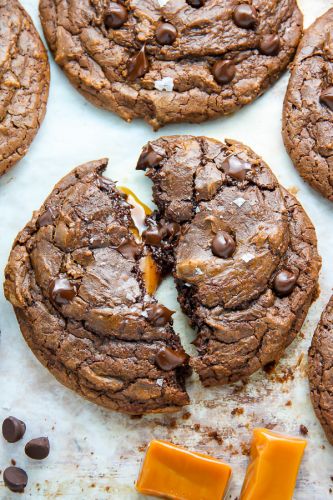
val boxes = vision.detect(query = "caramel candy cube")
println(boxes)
[136,440,232,500]
[240,428,307,500]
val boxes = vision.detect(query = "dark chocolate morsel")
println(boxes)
[2,416,26,443]
[222,156,251,181]
[155,347,187,371]
[273,269,297,296]
[3,467,28,493]
[233,4,258,29]
[212,231,236,259]
[104,3,128,29]
[127,45,149,81]
[165,222,181,241]
[156,23,177,45]
[320,86,333,111]
[259,34,280,56]
[37,208,54,228]
[117,240,141,259]
[186,0,205,7]
[146,303,174,327]
[143,227,163,246]
[212,60,236,84]
[49,278,76,305]
[25,437,50,460]
[136,145,163,170]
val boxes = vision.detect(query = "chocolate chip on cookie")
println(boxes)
[0,1,49,176]
[39,0,302,129]
[138,135,321,386]
[4,159,190,415]
[283,8,333,200]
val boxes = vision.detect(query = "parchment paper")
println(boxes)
[1,1,333,498]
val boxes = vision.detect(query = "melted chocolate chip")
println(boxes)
[2,416,26,443]
[117,240,141,259]
[233,4,258,29]
[212,231,236,259]
[146,303,174,327]
[37,208,54,228]
[259,34,280,56]
[222,156,251,181]
[155,347,187,371]
[320,86,333,111]
[143,227,163,246]
[136,145,163,170]
[25,437,50,460]
[49,278,76,305]
[104,2,128,29]
[156,23,177,45]
[273,270,297,297]
[165,222,181,242]
[186,0,205,7]
[127,45,149,81]
[212,60,236,85]
[3,467,28,493]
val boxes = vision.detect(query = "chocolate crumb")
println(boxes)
[208,430,223,445]
[285,400,292,407]
[231,407,244,416]
[193,424,201,432]
[11,459,16,466]
[182,411,191,420]
[299,424,308,436]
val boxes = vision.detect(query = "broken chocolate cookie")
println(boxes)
[0,0,49,176]
[308,296,333,444]
[283,8,333,201]
[138,135,321,386]
[39,0,302,129]
[4,159,190,414]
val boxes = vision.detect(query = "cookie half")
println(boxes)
[4,159,190,414]
[283,8,333,201]
[39,0,302,129]
[0,0,49,176]
[309,296,333,444]
[138,135,321,386]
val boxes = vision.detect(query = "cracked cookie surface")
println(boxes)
[39,0,302,129]
[138,135,321,386]
[283,8,333,201]
[0,0,49,176]
[309,296,333,444]
[4,159,190,415]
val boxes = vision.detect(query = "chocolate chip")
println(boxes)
[186,0,205,7]
[155,347,187,371]
[25,437,50,460]
[146,303,174,327]
[137,145,163,171]
[259,34,280,56]
[143,227,163,246]
[156,23,177,45]
[273,269,297,297]
[127,45,149,81]
[222,156,251,181]
[104,2,128,29]
[37,208,54,228]
[49,278,76,305]
[117,240,141,259]
[233,4,258,29]
[165,222,181,242]
[3,467,28,493]
[320,86,333,111]
[212,231,236,259]
[2,417,26,443]
[212,60,236,85]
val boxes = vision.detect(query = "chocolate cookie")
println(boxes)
[39,0,302,129]
[308,296,333,444]
[283,8,333,201]
[138,136,321,386]
[4,159,190,414]
[0,0,49,176]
